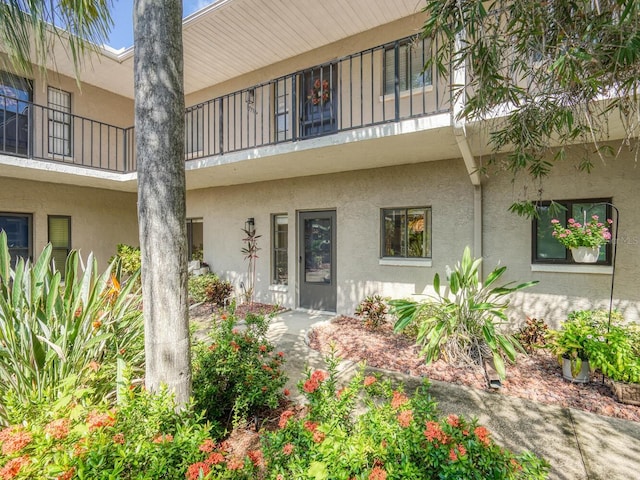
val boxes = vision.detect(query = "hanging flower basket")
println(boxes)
[551,215,612,261]
[570,246,600,263]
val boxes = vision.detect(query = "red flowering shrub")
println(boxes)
[192,310,287,436]
[0,428,31,456]
[261,352,549,479]
[397,409,413,428]
[0,455,30,479]
[368,465,387,480]
[44,419,70,440]
[0,386,260,480]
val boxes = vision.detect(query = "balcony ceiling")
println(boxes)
[49,0,424,99]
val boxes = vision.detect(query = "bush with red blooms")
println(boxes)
[0,379,257,480]
[192,308,288,436]
[260,351,550,479]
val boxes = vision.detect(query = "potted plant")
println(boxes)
[585,323,640,405]
[550,215,613,263]
[547,309,616,382]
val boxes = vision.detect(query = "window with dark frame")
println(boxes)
[272,214,288,285]
[532,198,613,265]
[383,37,432,96]
[186,218,204,262]
[274,79,291,142]
[0,212,32,266]
[47,87,72,156]
[381,207,432,259]
[48,215,71,276]
[1,72,33,156]
[185,105,204,155]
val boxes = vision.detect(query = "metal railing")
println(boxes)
[0,93,132,172]
[182,34,450,160]
[1,34,451,173]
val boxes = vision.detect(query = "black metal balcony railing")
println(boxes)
[0,93,132,172]
[0,35,450,174]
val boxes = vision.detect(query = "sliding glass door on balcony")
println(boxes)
[300,64,337,138]
[0,73,32,156]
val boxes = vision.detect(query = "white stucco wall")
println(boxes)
[0,176,139,267]
[187,148,640,326]
[482,148,640,327]
[186,159,475,314]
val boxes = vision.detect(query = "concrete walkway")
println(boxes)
[267,310,640,480]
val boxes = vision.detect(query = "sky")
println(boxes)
[106,0,215,50]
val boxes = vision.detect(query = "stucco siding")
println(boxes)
[0,176,138,267]
[186,158,474,314]
[482,148,640,326]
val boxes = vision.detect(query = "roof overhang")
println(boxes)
[37,0,425,99]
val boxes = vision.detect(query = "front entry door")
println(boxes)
[299,211,336,311]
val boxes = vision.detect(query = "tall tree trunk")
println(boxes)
[133,0,190,405]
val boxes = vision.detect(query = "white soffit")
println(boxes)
[45,0,424,99]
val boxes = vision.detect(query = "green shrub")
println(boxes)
[0,381,257,479]
[192,310,287,435]
[355,294,390,329]
[546,309,624,377]
[391,247,538,380]
[556,310,640,384]
[110,244,141,279]
[188,273,233,304]
[585,323,640,384]
[261,352,549,479]
[0,232,143,425]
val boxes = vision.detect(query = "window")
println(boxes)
[0,72,32,155]
[185,105,204,155]
[47,87,72,156]
[383,38,432,95]
[272,214,288,285]
[382,207,432,258]
[532,198,612,264]
[0,213,32,265]
[48,216,71,276]
[187,218,204,261]
[274,79,291,142]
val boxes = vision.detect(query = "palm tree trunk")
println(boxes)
[134,0,191,405]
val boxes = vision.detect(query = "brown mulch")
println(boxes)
[307,315,640,423]
[189,301,283,320]
[189,302,285,340]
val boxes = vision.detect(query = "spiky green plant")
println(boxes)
[0,231,143,424]
[391,247,538,380]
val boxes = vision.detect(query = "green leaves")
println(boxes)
[391,247,538,380]
[423,0,640,209]
[0,0,113,80]
[0,233,143,424]
[191,310,287,435]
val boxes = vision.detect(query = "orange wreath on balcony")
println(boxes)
[308,79,330,105]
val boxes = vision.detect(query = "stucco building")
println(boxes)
[1,0,638,325]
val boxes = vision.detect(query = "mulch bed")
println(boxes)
[307,315,640,423]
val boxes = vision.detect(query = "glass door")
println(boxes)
[298,210,336,311]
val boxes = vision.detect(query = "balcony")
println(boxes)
[0,35,452,180]
[0,93,133,173]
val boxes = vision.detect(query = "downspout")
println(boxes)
[451,25,483,267]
